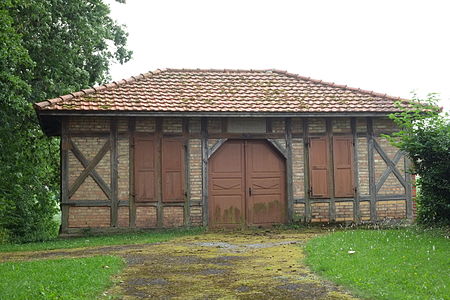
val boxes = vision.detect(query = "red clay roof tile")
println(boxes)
[34,69,410,113]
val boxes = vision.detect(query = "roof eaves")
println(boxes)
[34,68,167,110]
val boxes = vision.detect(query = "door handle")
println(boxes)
[248,187,252,196]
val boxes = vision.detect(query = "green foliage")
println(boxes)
[386,95,450,226]
[0,0,131,243]
[0,227,204,253]
[305,228,450,299]
[0,255,124,299]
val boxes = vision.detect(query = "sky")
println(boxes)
[106,0,450,112]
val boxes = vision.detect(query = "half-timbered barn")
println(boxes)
[35,69,415,233]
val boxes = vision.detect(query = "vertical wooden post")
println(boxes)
[303,118,311,222]
[128,117,136,228]
[285,118,294,223]
[326,119,336,222]
[110,118,119,227]
[351,118,361,223]
[404,157,413,219]
[201,117,209,227]
[60,118,69,232]
[155,118,163,227]
[367,117,377,221]
[183,118,191,226]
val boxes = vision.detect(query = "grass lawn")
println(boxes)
[0,255,123,299]
[305,227,450,300]
[0,227,204,253]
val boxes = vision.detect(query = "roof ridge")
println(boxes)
[34,68,167,109]
[269,69,403,101]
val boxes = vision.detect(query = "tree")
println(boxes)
[0,0,131,242]
[388,94,450,226]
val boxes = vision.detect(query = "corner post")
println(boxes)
[201,118,209,227]
[367,117,377,221]
[285,117,294,223]
[128,117,136,227]
[303,118,311,222]
[110,118,119,227]
[351,118,361,223]
[60,118,69,232]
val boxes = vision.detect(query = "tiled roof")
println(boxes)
[34,69,409,113]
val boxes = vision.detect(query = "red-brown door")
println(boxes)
[208,140,286,227]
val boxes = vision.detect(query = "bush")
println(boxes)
[388,94,450,226]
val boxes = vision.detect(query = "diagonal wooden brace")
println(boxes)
[68,140,111,199]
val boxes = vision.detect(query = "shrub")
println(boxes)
[388,94,450,226]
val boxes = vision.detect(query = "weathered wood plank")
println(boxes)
[326,119,336,222]
[303,118,311,222]
[201,117,209,227]
[155,118,163,227]
[184,119,190,226]
[285,118,294,223]
[110,118,119,227]
[61,118,69,232]
[68,140,111,199]
[208,138,228,158]
[351,118,361,223]
[367,118,377,221]
[267,139,287,158]
[129,117,136,228]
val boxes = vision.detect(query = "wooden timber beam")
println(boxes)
[68,140,111,199]
[69,140,112,199]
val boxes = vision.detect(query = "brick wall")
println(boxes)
[311,202,329,222]
[69,117,110,131]
[135,117,155,132]
[63,116,413,230]
[190,206,203,226]
[163,207,184,227]
[332,118,351,133]
[360,201,371,221]
[69,137,110,201]
[118,138,129,201]
[292,118,303,133]
[208,118,222,133]
[292,138,304,198]
[357,137,370,195]
[136,207,157,228]
[272,118,285,133]
[163,118,183,133]
[308,118,326,133]
[335,202,354,222]
[293,203,305,221]
[376,200,406,219]
[68,207,110,228]
[118,207,129,227]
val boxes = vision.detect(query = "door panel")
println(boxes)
[208,140,286,227]
[208,141,246,227]
[246,140,286,226]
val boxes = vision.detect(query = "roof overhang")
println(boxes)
[37,110,394,136]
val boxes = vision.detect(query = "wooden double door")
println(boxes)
[208,140,286,227]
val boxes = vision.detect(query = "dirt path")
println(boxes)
[0,229,357,299]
